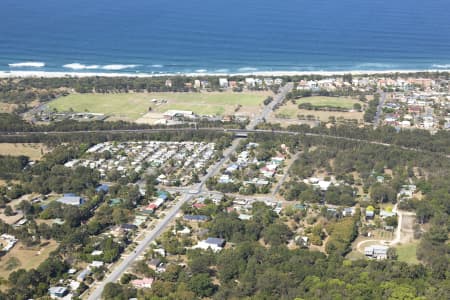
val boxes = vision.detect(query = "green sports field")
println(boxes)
[296,96,360,110]
[48,92,270,120]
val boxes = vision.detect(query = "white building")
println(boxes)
[193,237,225,252]
[219,78,229,88]
[364,245,389,259]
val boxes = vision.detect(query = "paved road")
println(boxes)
[247,82,293,130]
[86,83,292,299]
[86,192,193,300]
[86,139,238,299]
[374,90,386,127]
[271,151,301,197]
[2,127,448,158]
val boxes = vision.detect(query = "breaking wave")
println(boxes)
[9,61,45,68]
[63,63,100,70]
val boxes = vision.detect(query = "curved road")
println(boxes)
[356,204,416,253]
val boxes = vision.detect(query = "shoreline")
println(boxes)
[0,69,448,79]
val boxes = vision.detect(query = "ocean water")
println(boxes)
[0,0,449,74]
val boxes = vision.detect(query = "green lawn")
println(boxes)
[345,250,366,261]
[48,92,269,120]
[396,242,419,264]
[297,96,360,110]
[275,106,298,119]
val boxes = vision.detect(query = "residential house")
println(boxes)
[121,223,138,231]
[109,198,124,207]
[238,213,252,220]
[1,234,17,252]
[90,261,104,268]
[183,215,208,222]
[342,207,355,217]
[274,78,283,85]
[95,184,109,193]
[148,258,162,270]
[364,245,389,259]
[366,209,375,219]
[131,277,154,289]
[219,78,229,88]
[153,248,166,257]
[264,78,274,86]
[48,286,68,298]
[219,174,232,184]
[91,250,103,256]
[77,269,91,282]
[245,78,256,87]
[194,237,226,252]
[229,81,238,88]
[56,194,85,206]
[380,210,396,218]
[173,226,191,235]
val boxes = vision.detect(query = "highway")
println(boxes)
[1,126,448,158]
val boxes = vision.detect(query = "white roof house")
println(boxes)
[245,78,256,86]
[56,195,85,206]
[193,237,226,252]
[365,245,389,259]
[48,286,68,298]
[219,78,229,88]
[90,261,104,268]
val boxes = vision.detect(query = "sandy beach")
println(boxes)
[0,69,448,79]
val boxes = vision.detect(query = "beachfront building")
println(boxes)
[219,78,229,88]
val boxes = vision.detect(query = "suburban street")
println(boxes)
[86,84,292,299]
[86,192,194,300]
[87,138,241,299]
[271,151,301,197]
[247,82,293,129]
[374,90,387,127]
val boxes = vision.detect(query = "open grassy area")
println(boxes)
[296,96,361,110]
[0,240,58,279]
[396,242,419,264]
[0,143,49,160]
[272,101,364,123]
[346,250,366,260]
[48,91,270,120]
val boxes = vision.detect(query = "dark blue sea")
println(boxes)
[0,0,449,74]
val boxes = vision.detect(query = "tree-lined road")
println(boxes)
[86,85,293,299]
